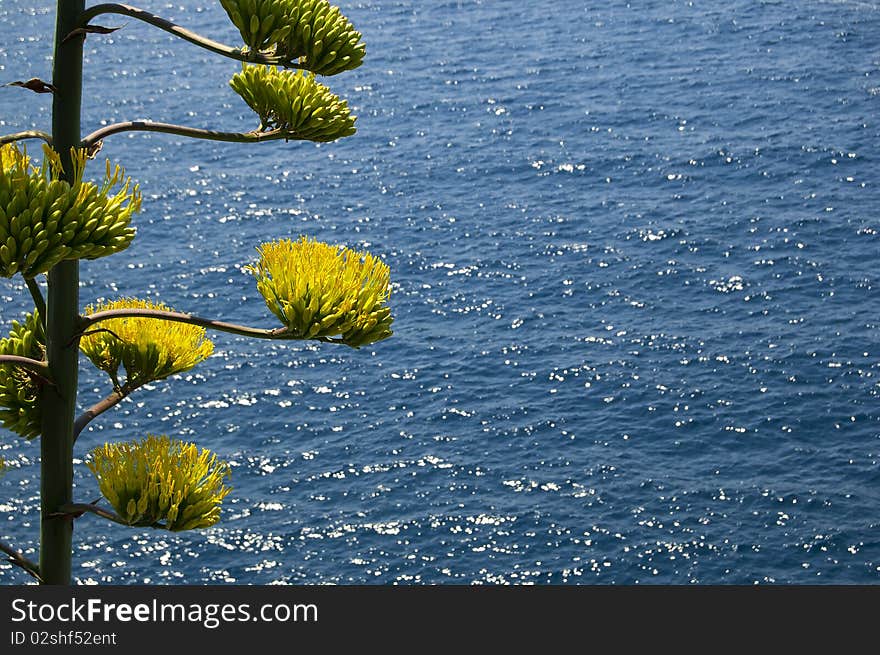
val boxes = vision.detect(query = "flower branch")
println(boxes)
[0,355,52,380]
[74,3,303,67]
[80,307,342,343]
[73,382,134,442]
[54,502,161,529]
[80,121,290,150]
[0,131,53,147]
[0,539,42,582]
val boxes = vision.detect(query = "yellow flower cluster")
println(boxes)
[0,311,44,439]
[220,0,365,75]
[230,65,356,141]
[80,298,214,388]
[0,144,140,278]
[88,434,231,531]
[250,236,393,347]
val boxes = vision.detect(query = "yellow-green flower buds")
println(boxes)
[230,65,356,142]
[220,0,294,55]
[88,434,232,531]
[0,144,141,279]
[80,298,214,389]
[220,0,365,75]
[249,236,393,347]
[0,311,44,440]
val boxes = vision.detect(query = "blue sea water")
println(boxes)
[1,0,879,584]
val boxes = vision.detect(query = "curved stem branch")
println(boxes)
[81,308,345,344]
[25,278,47,325]
[55,503,163,529]
[0,355,52,380]
[82,307,298,341]
[76,3,302,67]
[73,383,133,442]
[55,503,129,527]
[74,308,344,439]
[0,130,53,147]
[81,121,290,150]
[66,327,122,349]
[0,539,42,582]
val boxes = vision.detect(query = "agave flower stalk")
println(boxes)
[38,0,86,587]
[0,0,388,586]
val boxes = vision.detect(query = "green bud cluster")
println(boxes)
[220,0,365,75]
[0,311,44,440]
[0,145,141,279]
[230,64,356,141]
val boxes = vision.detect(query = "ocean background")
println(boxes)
[1,0,879,584]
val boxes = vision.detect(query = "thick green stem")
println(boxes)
[39,0,85,586]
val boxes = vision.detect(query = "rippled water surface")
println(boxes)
[1,0,879,584]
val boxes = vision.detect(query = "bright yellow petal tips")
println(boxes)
[230,65,356,142]
[0,143,140,278]
[249,236,393,348]
[88,434,232,531]
[80,298,214,388]
[0,311,44,440]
